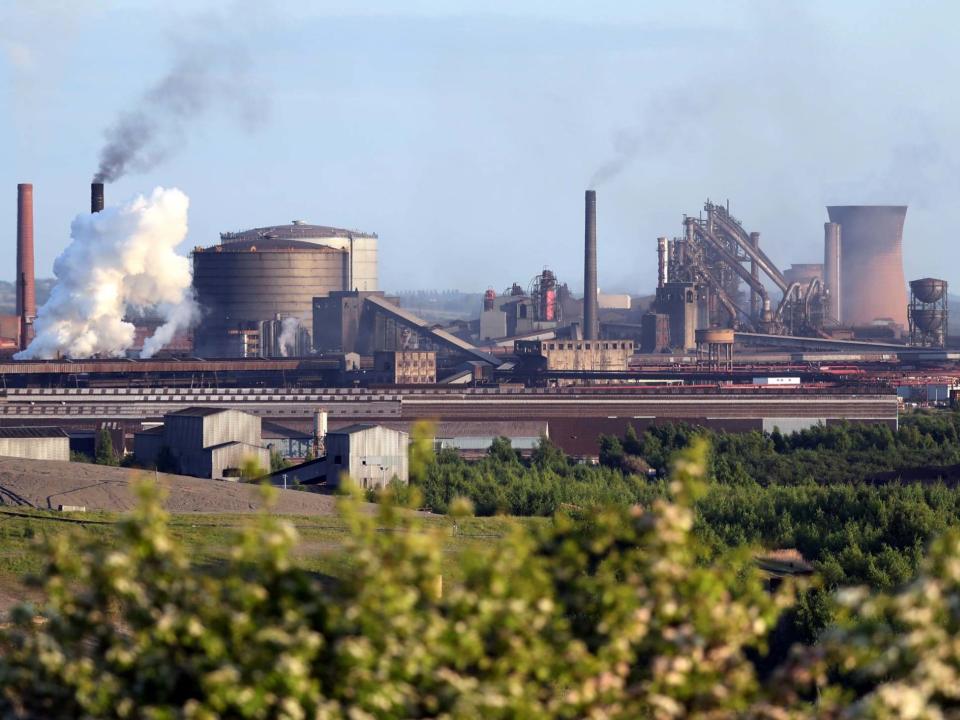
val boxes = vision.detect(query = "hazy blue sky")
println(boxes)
[2,0,958,294]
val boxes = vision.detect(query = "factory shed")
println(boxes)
[0,426,69,462]
[262,424,409,490]
[134,407,270,480]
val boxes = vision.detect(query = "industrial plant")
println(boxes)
[0,177,956,466]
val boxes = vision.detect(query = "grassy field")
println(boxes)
[0,505,541,613]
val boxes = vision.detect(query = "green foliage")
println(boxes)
[69,450,92,464]
[7,439,960,716]
[95,428,119,466]
[0,443,789,718]
[269,447,290,473]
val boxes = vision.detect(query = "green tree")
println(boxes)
[0,441,788,718]
[95,428,119,466]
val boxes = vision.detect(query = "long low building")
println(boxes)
[0,385,899,457]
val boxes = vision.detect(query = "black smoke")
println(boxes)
[94,19,265,183]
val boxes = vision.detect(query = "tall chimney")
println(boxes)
[657,237,668,288]
[583,189,599,340]
[16,183,36,350]
[91,182,104,213]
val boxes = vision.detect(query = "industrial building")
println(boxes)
[134,407,270,480]
[192,222,378,357]
[263,423,408,490]
[515,339,634,372]
[0,427,69,461]
[373,351,437,384]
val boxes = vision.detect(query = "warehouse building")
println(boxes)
[0,426,70,461]
[134,407,270,480]
[263,424,409,490]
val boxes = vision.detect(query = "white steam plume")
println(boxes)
[16,187,198,360]
[278,317,300,357]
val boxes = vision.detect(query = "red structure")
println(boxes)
[16,183,36,349]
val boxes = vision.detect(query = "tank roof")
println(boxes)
[220,222,376,243]
[196,237,347,253]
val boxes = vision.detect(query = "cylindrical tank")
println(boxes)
[823,222,841,323]
[826,206,907,327]
[695,328,735,345]
[192,238,349,357]
[909,278,947,304]
[911,307,945,333]
[313,409,328,439]
[583,189,599,340]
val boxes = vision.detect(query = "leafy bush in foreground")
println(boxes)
[2,440,960,718]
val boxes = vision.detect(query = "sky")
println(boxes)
[2,0,959,295]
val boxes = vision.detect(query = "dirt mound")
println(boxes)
[0,457,342,515]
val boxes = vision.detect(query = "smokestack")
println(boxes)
[91,182,104,214]
[823,222,842,324]
[657,237,668,288]
[16,183,36,350]
[583,189,599,340]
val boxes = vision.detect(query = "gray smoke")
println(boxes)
[94,19,265,183]
[588,89,717,189]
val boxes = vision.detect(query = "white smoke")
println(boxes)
[16,187,198,360]
[278,316,300,357]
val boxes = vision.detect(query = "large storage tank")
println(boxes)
[193,222,378,357]
[826,206,907,327]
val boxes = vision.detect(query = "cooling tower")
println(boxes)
[16,183,36,349]
[826,205,907,327]
[583,189,599,340]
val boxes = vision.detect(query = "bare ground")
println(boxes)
[0,457,343,515]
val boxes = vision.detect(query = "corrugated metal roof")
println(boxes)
[330,423,380,436]
[0,426,68,439]
[167,407,232,418]
[135,425,166,436]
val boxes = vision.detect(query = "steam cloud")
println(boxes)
[278,317,300,357]
[16,188,198,360]
[93,23,264,183]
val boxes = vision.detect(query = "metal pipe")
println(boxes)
[583,189,599,340]
[749,231,760,320]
